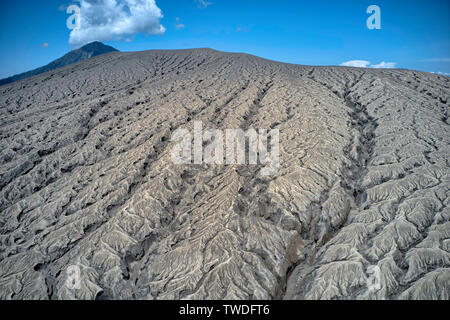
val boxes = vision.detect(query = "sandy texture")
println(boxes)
[0,49,449,300]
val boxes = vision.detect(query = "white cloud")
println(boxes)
[69,0,165,46]
[41,42,50,48]
[340,60,397,69]
[195,0,212,8]
[370,61,397,69]
[340,60,371,68]
[431,71,450,76]
[58,4,67,11]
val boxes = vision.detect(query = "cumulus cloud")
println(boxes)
[41,42,49,48]
[431,71,450,76]
[195,0,212,8]
[370,61,397,69]
[340,60,370,68]
[340,60,397,69]
[69,0,165,46]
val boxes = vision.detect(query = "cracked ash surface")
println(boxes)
[0,48,449,300]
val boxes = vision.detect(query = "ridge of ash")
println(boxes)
[0,49,449,300]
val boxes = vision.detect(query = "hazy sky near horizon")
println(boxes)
[0,0,449,78]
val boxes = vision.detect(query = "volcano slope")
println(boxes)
[0,49,449,300]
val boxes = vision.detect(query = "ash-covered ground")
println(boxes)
[0,49,449,299]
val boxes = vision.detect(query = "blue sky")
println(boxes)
[0,0,449,78]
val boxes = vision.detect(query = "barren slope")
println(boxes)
[0,42,118,86]
[0,48,449,300]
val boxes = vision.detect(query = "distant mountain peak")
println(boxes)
[0,42,119,86]
[78,41,118,53]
